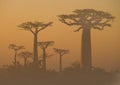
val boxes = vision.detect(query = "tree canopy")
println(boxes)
[18,21,53,34]
[18,51,33,59]
[58,9,115,32]
[8,44,25,51]
[38,41,54,49]
[54,48,69,56]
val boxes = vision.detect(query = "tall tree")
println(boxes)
[18,21,53,67]
[8,44,25,67]
[58,9,114,70]
[38,41,54,71]
[54,48,69,72]
[18,51,32,67]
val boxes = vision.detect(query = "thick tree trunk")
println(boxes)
[59,55,62,72]
[43,49,46,71]
[80,28,92,70]
[33,33,39,68]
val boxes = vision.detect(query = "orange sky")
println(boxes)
[0,0,120,71]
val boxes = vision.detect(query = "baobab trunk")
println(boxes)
[34,33,39,67]
[42,49,46,71]
[59,55,62,72]
[14,51,17,67]
[80,28,92,70]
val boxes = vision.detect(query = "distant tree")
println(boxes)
[8,44,25,67]
[18,21,53,67]
[58,9,114,70]
[18,51,33,67]
[54,48,69,72]
[38,41,54,71]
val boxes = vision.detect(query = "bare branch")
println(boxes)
[74,27,82,32]
[37,22,53,32]
[58,9,115,31]
[8,44,25,51]
[59,15,80,26]
[18,21,35,34]
[29,29,35,34]
[18,21,53,34]
[93,26,104,30]
[18,22,32,30]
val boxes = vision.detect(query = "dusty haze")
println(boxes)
[0,0,120,71]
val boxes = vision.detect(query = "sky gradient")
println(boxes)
[0,0,120,71]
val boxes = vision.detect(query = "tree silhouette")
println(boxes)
[8,44,25,67]
[18,21,53,67]
[18,51,33,67]
[38,41,54,71]
[58,9,114,70]
[53,48,69,72]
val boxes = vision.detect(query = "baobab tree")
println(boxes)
[38,41,54,71]
[58,9,114,70]
[18,21,53,67]
[53,48,69,72]
[18,51,33,67]
[8,44,25,67]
